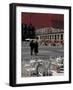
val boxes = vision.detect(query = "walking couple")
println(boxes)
[30,38,38,56]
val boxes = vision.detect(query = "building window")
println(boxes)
[50,35,51,40]
[55,35,56,40]
[61,34,63,40]
[58,35,59,40]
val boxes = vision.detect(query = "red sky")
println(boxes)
[21,12,64,29]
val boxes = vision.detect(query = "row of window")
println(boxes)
[40,34,63,40]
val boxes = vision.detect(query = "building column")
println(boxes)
[59,34,61,42]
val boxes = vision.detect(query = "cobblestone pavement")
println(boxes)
[22,42,64,62]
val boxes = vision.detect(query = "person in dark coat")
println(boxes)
[30,40,34,55]
[34,39,38,55]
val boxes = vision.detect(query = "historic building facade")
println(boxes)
[35,27,64,46]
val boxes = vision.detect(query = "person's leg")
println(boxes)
[35,52,37,56]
